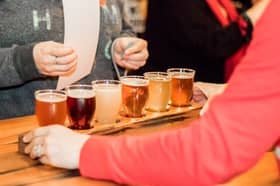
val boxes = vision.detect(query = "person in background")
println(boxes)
[23,1,280,185]
[0,0,148,119]
[137,0,268,83]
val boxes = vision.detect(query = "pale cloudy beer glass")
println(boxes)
[167,68,195,107]
[92,80,122,124]
[144,72,171,112]
[120,76,149,117]
[65,84,96,129]
[35,89,67,126]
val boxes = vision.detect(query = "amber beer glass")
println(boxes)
[66,84,95,129]
[144,72,171,112]
[121,76,149,117]
[167,68,195,107]
[35,89,67,126]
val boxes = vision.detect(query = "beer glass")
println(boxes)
[92,80,121,124]
[144,72,171,112]
[65,84,95,129]
[35,89,67,126]
[120,76,149,117]
[167,68,195,107]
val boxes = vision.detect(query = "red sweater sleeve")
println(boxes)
[79,1,280,185]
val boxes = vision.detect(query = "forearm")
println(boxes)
[0,44,41,88]
[246,0,271,26]
[80,75,280,185]
[0,44,38,87]
[80,101,280,186]
[79,1,280,185]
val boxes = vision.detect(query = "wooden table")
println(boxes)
[0,108,279,186]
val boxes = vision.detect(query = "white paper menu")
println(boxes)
[56,0,100,90]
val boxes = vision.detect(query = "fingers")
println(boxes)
[24,136,46,159]
[113,38,148,70]
[23,127,49,143]
[23,125,89,169]
[38,54,77,76]
[23,127,49,159]
[42,58,77,76]
[42,42,74,58]
[33,41,78,76]
[55,52,78,65]
[123,49,149,61]
[123,40,148,56]
[39,155,51,165]
[118,60,146,70]
[192,86,208,104]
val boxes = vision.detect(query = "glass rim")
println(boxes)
[167,68,196,73]
[144,71,169,76]
[144,72,170,80]
[65,84,94,90]
[35,89,66,95]
[120,75,145,79]
[34,89,67,101]
[120,75,149,86]
[91,79,121,85]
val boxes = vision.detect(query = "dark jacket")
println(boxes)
[137,0,251,83]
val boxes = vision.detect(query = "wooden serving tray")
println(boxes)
[81,103,202,135]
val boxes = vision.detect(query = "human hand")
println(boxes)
[33,41,78,76]
[23,125,90,169]
[196,82,226,115]
[246,0,271,26]
[112,37,148,70]
[192,86,208,105]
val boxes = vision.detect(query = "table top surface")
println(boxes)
[0,107,279,186]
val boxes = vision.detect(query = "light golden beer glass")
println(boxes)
[144,72,171,112]
[35,89,67,126]
[167,68,195,107]
[120,76,149,117]
[92,80,121,124]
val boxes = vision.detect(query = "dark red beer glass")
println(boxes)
[66,84,95,129]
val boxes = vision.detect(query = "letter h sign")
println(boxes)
[33,9,51,31]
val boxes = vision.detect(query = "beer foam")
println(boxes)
[149,77,170,82]
[36,92,66,102]
[96,85,121,93]
[95,84,120,89]
[122,78,148,87]
[67,89,95,98]
[172,74,193,79]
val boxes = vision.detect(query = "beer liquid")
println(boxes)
[146,77,170,112]
[122,79,149,117]
[67,89,95,129]
[171,75,193,106]
[35,93,67,126]
[95,84,121,124]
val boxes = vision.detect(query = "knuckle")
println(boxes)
[44,67,52,73]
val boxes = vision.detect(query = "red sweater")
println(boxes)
[79,1,280,185]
